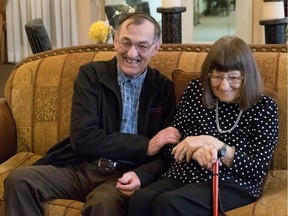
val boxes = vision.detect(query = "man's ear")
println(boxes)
[151,40,161,56]
[114,34,118,48]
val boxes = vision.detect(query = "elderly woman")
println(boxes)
[118,36,279,216]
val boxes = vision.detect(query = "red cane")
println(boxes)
[212,160,220,216]
[213,145,227,216]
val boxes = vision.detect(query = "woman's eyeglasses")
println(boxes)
[209,73,244,85]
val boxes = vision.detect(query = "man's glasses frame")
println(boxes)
[118,39,154,53]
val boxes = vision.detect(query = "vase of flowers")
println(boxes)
[89,3,137,44]
[113,3,136,17]
[88,21,113,44]
[108,3,136,30]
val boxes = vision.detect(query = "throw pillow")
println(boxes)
[171,68,200,104]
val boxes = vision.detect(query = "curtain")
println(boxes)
[6,0,78,63]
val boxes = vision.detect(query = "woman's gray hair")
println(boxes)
[200,36,264,111]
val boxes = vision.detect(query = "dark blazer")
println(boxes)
[34,57,176,186]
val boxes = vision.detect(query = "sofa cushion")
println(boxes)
[226,170,287,216]
[0,152,86,216]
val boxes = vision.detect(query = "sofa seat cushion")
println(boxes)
[0,152,83,215]
[0,152,42,214]
[0,152,42,194]
[226,170,287,216]
[0,152,84,216]
[43,199,83,216]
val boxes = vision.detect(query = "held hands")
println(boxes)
[116,171,141,197]
[147,126,181,156]
[171,135,223,170]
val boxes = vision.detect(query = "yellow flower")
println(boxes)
[88,21,113,43]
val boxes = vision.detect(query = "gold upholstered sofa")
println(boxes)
[0,44,287,216]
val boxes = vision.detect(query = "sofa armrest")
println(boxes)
[0,98,17,163]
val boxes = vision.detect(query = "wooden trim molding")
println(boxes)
[17,43,288,67]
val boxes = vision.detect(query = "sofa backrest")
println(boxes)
[5,44,287,170]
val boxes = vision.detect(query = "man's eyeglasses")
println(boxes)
[118,40,154,53]
[209,73,244,85]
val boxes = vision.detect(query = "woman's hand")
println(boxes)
[171,135,223,170]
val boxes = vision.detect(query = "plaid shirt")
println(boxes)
[118,69,147,134]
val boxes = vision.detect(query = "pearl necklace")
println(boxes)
[215,100,243,133]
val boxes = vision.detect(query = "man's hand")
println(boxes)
[147,126,181,156]
[116,171,141,197]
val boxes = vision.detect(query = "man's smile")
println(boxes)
[125,57,140,64]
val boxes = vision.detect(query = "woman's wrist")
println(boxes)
[220,145,235,167]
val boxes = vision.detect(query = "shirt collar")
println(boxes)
[117,68,147,88]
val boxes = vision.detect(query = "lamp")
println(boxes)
[259,0,288,44]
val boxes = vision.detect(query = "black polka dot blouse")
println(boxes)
[162,79,279,198]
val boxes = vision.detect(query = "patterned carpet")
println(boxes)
[0,63,16,98]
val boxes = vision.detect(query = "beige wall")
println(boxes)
[76,0,106,45]
[253,0,265,44]
[77,0,91,45]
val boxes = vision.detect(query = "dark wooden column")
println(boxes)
[259,18,288,44]
[157,7,186,43]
